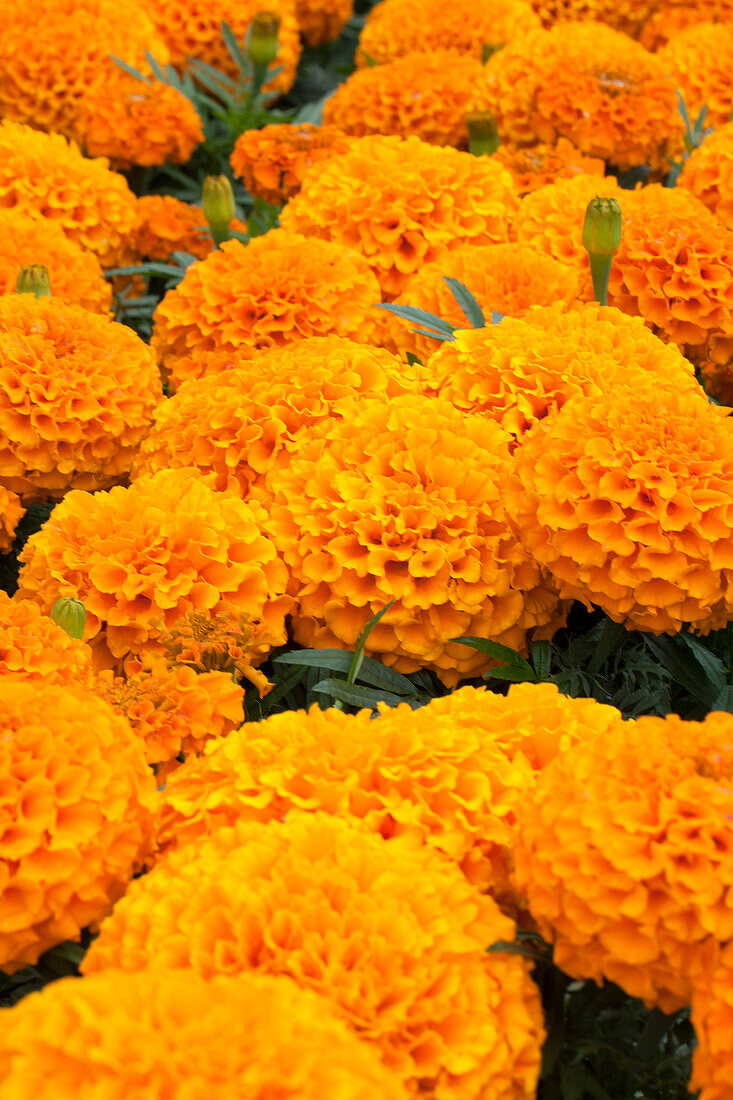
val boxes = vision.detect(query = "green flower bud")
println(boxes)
[247,11,281,69]
[50,597,87,640]
[467,111,500,157]
[202,175,236,248]
[16,264,51,298]
[582,196,622,307]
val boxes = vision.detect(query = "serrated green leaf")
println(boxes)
[347,600,395,683]
[311,679,404,709]
[712,685,733,713]
[644,636,721,707]
[376,303,456,336]
[678,633,727,690]
[587,617,627,675]
[531,640,552,681]
[221,20,248,76]
[443,277,485,328]
[187,60,238,99]
[110,56,151,84]
[451,635,535,674]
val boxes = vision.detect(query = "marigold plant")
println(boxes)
[151,230,382,378]
[514,711,733,1012]
[691,939,733,1100]
[0,120,138,269]
[0,969,408,1100]
[296,0,354,44]
[16,468,291,664]
[679,122,733,230]
[505,383,733,634]
[83,812,545,1100]
[279,135,519,299]
[476,22,680,169]
[0,677,157,973]
[491,138,605,196]
[0,592,92,685]
[263,395,565,686]
[660,22,733,130]
[322,51,489,147]
[356,0,541,66]
[528,0,658,35]
[230,123,352,206]
[0,295,163,502]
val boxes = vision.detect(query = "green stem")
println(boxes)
[588,253,613,306]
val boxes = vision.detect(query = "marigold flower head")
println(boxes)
[640,3,733,50]
[691,939,733,1100]
[0,592,92,686]
[514,710,733,1012]
[660,22,733,131]
[159,606,283,693]
[423,303,698,439]
[280,135,519,299]
[383,243,580,361]
[475,23,680,170]
[16,468,291,664]
[0,969,408,1100]
[679,121,733,230]
[0,0,170,135]
[130,195,247,264]
[83,812,545,1100]
[147,0,301,93]
[0,676,157,973]
[356,0,541,66]
[529,0,658,35]
[263,395,565,686]
[134,337,413,490]
[0,486,24,553]
[0,121,138,269]
[505,382,733,634]
[296,0,354,44]
[151,230,382,378]
[0,295,163,502]
[322,51,489,148]
[231,123,352,206]
[492,137,605,196]
[71,75,203,170]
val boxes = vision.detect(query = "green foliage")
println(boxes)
[665,91,712,186]
[0,937,89,1007]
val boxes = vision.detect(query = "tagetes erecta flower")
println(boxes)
[322,51,489,148]
[161,607,283,694]
[71,76,203,170]
[16,468,291,664]
[356,0,540,66]
[660,22,733,130]
[640,3,733,50]
[0,677,157,973]
[0,121,138,269]
[0,592,92,686]
[691,940,733,1100]
[134,337,413,491]
[0,295,162,502]
[384,243,580,361]
[263,395,565,686]
[130,195,247,263]
[679,122,733,230]
[505,383,733,634]
[230,123,352,206]
[157,684,623,906]
[147,0,301,92]
[280,135,519,299]
[476,23,679,170]
[0,969,409,1100]
[296,0,353,43]
[492,138,604,196]
[84,812,545,1100]
[423,304,698,440]
[151,230,382,379]
[514,711,733,1012]
[528,0,657,35]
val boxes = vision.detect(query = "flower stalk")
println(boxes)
[582,196,622,307]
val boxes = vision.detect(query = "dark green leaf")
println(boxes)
[311,679,404,709]
[274,649,355,672]
[712,685,733,712]
[451,635,535,674]
[405,352,422,367]
[347,600,395,683]
[587,617,627,675]
[677,633,727,690]
[443,277,485,328]
[644,635,721,707]
[486,666,538,683]
[376,303,456,336]
[531,640,552,681]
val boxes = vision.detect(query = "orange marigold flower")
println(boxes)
[147,0,301,93]
[422,303,698,440]
[492,137,605,196]
[640,3,733,51]
[0,295,163,503]
[83,812,545,1100]
[231,123,352,206]
[0,0,170,136]
[691,939,733,1100]
[159,607,283,693]
[130,195,247,263]
[0,676,157,973]
[679,121,733,230]
[356,0,540,67]
[0,592,92,685]
[157,684,623,908]
[296,0,354,44]
[504,383,733,634]
[71,75,203,170]
[322,51,489,148]
[383,243,580,361]
[263,395,565,686]
[528,0,658,35]
[0,487,24,554]
[475,22,679,169]
[0,969,409,1100]
[151,230,382,378]
[279,135,519,299]
[660,22,733,130]
[16,468,291,664]
[514,711,733,1012]
[134,337,413,490]
[0,120,138,269]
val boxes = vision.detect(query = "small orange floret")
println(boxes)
[230,123,352,206]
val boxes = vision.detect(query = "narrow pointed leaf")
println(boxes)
[111,56,151,84]
[311,679,404,709]
[348,600,395,683]
[376,302,456,336]
[221,20,248,75]
[451,635,535,674]
[443,277,485,328]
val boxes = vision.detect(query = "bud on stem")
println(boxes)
[16,264,51,298]
[50,597,87,640]
[247,11,281,99]
[467,111,500,157]
[203,175,236,247]
[582,196,622,307]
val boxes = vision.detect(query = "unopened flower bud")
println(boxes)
[50,597,87,640]
[203,175,236,247]
[467,111,500,157]
[247,11,281,69]
[582,196,622,307]
[16,264,51,298]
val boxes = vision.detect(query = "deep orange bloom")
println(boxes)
[131,196,215,262]
[0,487,24,554]
[231,123,352,206]
[679,121,733,230]
[529,0,658,35]
[279,135,519,299]
[83,812,545,1100]
[660,22,733,130]
[356,0,540,66]
[691,939,733,1100]
[492,138,605,196]
[151,230,382,378]
[263,395,565,686]
[0,295,163,502]
[515,711,733,1012]
[0,592,92,686]
[505,382,733,634]
[0,120,138,269]
[296,0,354,44]
[0,677,157,973]
[476,22,680,169]
[16,468,291,664]
[640,3,733,50]
[159,606,284,694]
